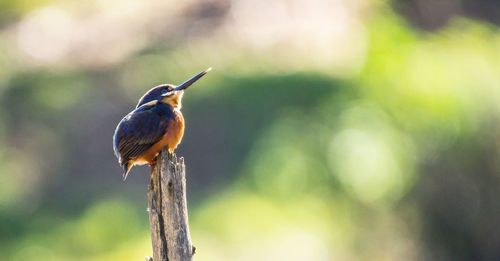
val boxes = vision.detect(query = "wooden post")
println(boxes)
[146,150,195,261]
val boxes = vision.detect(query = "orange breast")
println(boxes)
[134,110,185,165]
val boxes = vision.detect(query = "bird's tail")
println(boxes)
[122,162,132,181]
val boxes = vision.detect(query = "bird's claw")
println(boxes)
[148,160,157,166]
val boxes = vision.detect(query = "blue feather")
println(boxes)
[113,102,175,166]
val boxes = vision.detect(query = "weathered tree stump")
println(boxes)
[146,150,194,261]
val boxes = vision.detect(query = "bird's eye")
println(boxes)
[161,89,168,95]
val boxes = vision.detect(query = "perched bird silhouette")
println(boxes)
[113,68,211,180]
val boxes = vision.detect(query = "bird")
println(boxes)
[113,68,211,180]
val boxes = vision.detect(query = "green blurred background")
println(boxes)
[1,0,500,260]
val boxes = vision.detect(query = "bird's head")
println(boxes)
[136,67,212,109]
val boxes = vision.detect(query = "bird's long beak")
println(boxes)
[174,67,212,91]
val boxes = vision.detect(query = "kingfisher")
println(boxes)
[113,68,211,180]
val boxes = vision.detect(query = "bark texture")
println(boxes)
[147,151,194,261]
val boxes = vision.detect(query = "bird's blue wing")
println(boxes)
[113,103,169,165]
